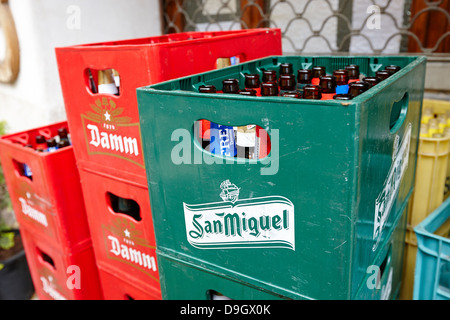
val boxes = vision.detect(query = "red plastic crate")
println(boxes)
[20,227,103,300]
[78,168,160,295]
[0,121,91,252]
[98,267,161,300]
[55,28,282,184]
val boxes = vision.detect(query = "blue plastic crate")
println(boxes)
[414,197,450,300]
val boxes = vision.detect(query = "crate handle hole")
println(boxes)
[85,68,120,96]
[390,92,409,133]
[12,158,32,181]
[194,120,271,160]
[215,54,244,69]
[107,192,141,222]
[207,290,232,300]
[36,247,56,270]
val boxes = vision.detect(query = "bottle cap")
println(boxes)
[35,135,46,144]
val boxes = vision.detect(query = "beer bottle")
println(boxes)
[198,85,216,150]
[303,84,322,100]
[311,66,326,86]
[281,91,301,98]
[57,127,71,149]
[420,123,429,138]
[437,113,447,133]
[98,69,119,95]
[279,63,293,75]
[428,118,439,137]
[262,70,277,83]
[88,69,97,94]
[297,69,312,96]
[222,79,240,94]
[23,144,33,179]
[348,81,369,97]
[333,69,349,94]
[35,135,47,152]
[236,125,256,159]
[261,81,278,96]
[421,107,434,124]
[345,64,360,83]
[239,88,257,96]
[319,75,336,100]
[112,69,120,93]
[333,94,353,100]
[244,74,261,96]
[279,74,296,95]
[385,65,401,75]
[375,70,390,82]
[362,76,379,89]
[46,138,58,152]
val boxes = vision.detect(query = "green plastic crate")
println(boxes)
[414,196,450,300]
[137,55,426,299]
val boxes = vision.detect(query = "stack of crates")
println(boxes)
[136,55,427,299]
[400,99,450,299]
[414,195,450,300]
[0,122,103,300]
[55,29,282,299]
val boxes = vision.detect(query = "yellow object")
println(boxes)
[400,99,450,300]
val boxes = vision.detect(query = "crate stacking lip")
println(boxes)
[137,55,427,299]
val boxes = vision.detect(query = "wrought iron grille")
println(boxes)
[161,0,450,56]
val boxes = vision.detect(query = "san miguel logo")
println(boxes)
[82,97,144,167]
[184,180,295,250]
[102,217,159,282]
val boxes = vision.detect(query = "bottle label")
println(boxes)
[209,123,237,157]
[236,125,256,147]
[98,83,118,95]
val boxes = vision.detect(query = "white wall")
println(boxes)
[0,0,161,134]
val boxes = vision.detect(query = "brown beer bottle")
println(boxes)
[311,66,326,85]
[376,70,390,81]
[261,81,278,96]
[198,85,216,150]
[279,74,296,95]
[319,75,336,100]
[297,69,312,95]
[222,79,240,94]
[35,135,47,152]
[244,74,261,96]
[385,65,401,75]
[303,85,322,100]
[345,64,360,83]
[348,81,369,97]
[262,70,277,83]
[362,76,379,89]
